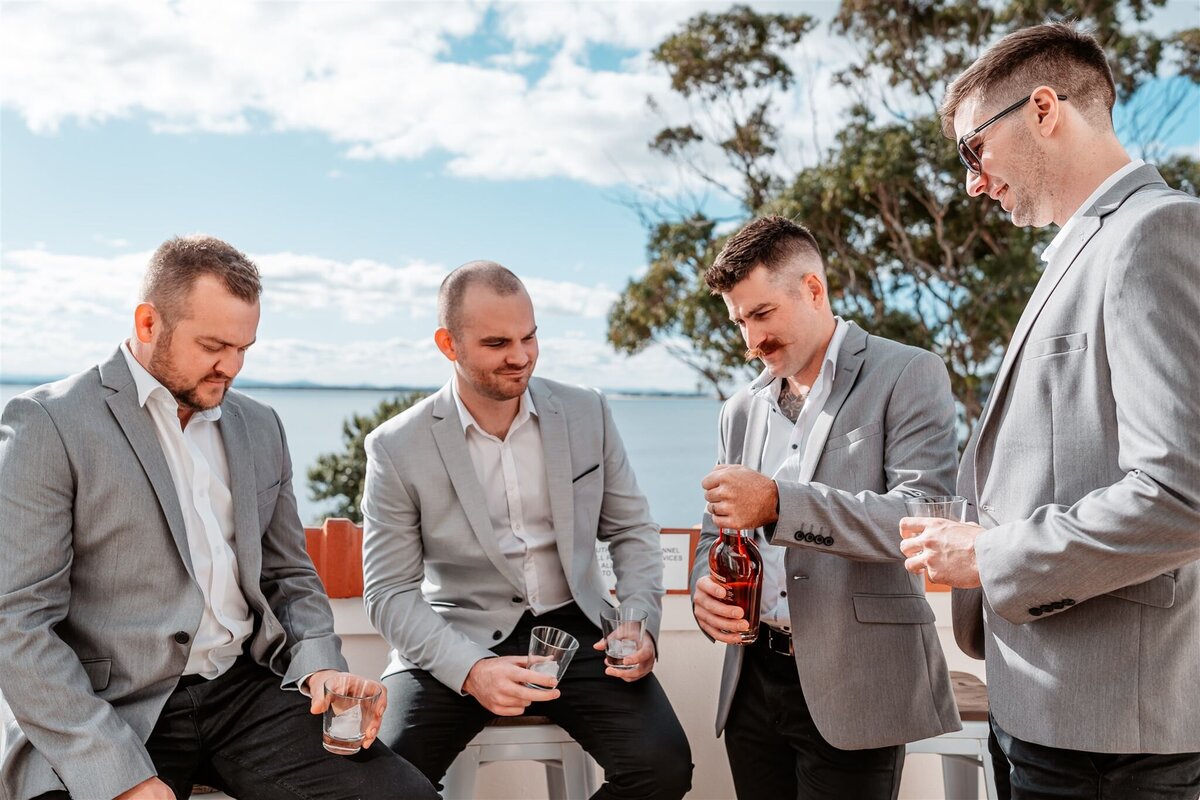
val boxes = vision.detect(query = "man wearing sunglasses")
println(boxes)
[899,21,1200,800]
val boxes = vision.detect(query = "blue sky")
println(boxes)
[2,1,1196,392]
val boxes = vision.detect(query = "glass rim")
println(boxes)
[600,606,648,622]
[530,625,580,652]
[905,495,966,505]
[325,683,382,703]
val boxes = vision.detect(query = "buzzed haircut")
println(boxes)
[438,260,526,335]
[140,235,262,328]
[940,22,1117,138]
[704,215,826,295]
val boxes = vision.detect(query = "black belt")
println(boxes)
[759,625,794,656]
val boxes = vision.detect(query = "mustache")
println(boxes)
[745,339,786,362]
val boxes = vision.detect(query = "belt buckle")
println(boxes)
[767,626,793,656]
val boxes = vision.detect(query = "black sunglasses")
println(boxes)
[957,93,1068,175]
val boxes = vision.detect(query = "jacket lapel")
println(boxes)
[742,382,771,471]
[530,380,576,576]
[99,348,196,579]
[975,164,1164,446]
[429,384,524,591]
[803,324,866,479]
[217,395,264,593]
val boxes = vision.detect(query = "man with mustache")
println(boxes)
[362,261,692,799]
[690,216,961,799]
[0,236,436,800]
[903,23,1200,798]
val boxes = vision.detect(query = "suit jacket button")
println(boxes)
[1029,607,1043,616]
[174,631,191,644]
[1051,601,1064,609]
[823,536,834,546]
[804,533,815,542]
[492,630,503,641]
[793,531,804,540]
[1063,599,1075,606]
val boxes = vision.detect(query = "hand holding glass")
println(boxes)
[525,626,579,689]
[322,675,383,755]
[600,607,648,671]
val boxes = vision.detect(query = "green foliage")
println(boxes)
[306,392,428,523]
[611,0,1199,423]
[647,5,816,211]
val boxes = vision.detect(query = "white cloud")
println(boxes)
[0,0,840,191]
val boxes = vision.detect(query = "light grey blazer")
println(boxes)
[0,348,346,800]
[689,324,962,750]
[952,165,1200,754]
[362,378,663,695]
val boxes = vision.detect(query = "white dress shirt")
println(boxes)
[748,317,849,631]
[1043,159,1144,265]
[121,343,253,678]
[451,379,573,614]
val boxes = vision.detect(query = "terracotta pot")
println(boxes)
[304,518,364,598]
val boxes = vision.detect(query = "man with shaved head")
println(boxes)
[362,261,692,799]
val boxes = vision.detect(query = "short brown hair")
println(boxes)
[940,22,1116,138]
[704,216,825,294]
[438,260,526,335]
[140,235,261,327]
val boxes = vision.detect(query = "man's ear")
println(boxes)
[434,327,458,362]
[133,302,160,344]
[804,272,827,308]
[1030,86,1063,138]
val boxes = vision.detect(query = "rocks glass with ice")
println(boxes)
[525,625,580,689]
[600,606,647,671]
[322,674,382,755]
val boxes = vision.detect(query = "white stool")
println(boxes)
[906,672,1000,800]
[441,715,599,800]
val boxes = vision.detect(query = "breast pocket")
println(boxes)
[1023,332,1087,361]
[823,422,882,453]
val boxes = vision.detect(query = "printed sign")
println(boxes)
[596,528,698,594]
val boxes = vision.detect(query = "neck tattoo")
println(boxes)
[778,380,808,424]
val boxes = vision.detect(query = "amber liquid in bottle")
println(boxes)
[708,528,763,644]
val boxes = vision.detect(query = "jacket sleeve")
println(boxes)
[592,391,666,643]
[257,409,348,684]
[0,396,156,799]
[768,350,959,562]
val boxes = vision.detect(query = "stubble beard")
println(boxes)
[148,331,228,413]
[1008,125,1053,228]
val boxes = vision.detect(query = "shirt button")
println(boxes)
[780,591,787,598]
[512,596,524,604]
[791,444,798,450]
[174,631,191,644]
[492,630,503,641]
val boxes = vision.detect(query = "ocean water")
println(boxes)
[0,382,721,528]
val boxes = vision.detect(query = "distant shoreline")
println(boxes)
[0,377,711,400]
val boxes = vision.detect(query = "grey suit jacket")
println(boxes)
[952,165,1200,754]
[689,324,961,750]
[362,378,663,695]
[0,348,346,800]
